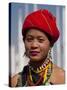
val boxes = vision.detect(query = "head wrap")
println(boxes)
[22,9,60,45]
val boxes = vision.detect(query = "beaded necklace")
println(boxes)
[27,59,53,86]
[29,59,51,73]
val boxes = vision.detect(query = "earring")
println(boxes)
[47,48,52,60]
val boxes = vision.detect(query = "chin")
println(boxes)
[30,57,41,62]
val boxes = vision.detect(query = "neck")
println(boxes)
[29,58,47,70]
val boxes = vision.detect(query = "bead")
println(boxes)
[29,59,51,73]
[28,60,53,85]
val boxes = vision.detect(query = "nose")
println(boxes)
[31,39,39,49]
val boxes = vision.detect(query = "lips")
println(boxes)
[30,51,40,56]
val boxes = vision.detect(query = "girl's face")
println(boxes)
[24,29,51,62]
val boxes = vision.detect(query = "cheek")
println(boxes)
[24,41,30,51]
[40,42,50,54]
[24,42,30,56]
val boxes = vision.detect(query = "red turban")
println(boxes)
[22,9,60,45]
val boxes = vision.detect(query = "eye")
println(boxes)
[38,38,45,43]
[26,37,33,42]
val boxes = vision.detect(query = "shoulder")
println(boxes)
[10,73,21,87]
[10,65,29,87]
[50,64,65,84]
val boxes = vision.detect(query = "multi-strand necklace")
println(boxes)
[27,59,53,86]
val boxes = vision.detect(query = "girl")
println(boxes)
[11,9,65,87]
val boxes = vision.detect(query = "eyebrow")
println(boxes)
[26,35,46,39]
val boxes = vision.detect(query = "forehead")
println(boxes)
[26,29,48,38]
